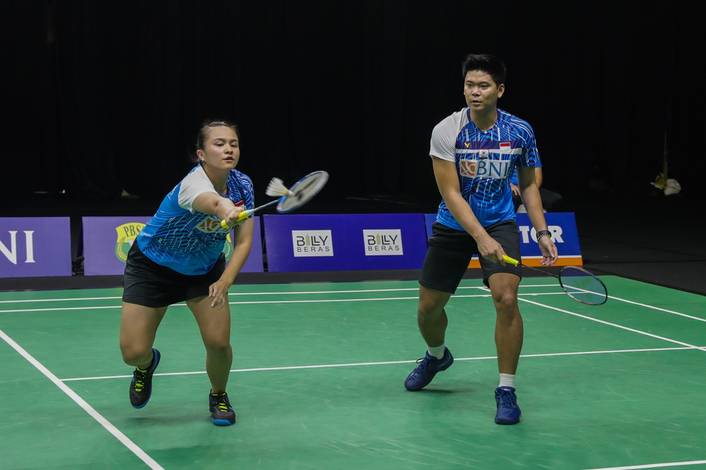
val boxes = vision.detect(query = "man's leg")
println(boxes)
[404,286,455,391]
[488,272,523,424]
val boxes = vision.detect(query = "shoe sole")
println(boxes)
[212,418,235,426]
[130,349,161,409]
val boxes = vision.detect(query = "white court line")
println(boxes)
[0,292,566,314]
[488,289,706,353]
[0,284,556,304]
[606,294,706,323]
[586,459,706,469]
[0,328,163,470]
[60,345,699,382]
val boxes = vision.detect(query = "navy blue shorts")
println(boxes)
[419,220,522,294]
[122,243,225,308]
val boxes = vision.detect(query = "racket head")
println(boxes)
[558,266,608,305]
[277,171,329,213]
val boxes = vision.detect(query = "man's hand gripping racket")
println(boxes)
[220,170,329,229]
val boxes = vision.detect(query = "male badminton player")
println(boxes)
[404,54,558,425]
[120,120,254,426]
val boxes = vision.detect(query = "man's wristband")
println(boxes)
[536,229,552,241]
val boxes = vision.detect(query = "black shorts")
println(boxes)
[420,220,522,294]
[122,243,226,308]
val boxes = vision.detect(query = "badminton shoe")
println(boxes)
[209,392,236,426]
[404,348,454,391]
[129,348,161,409]
[494,386,521,425]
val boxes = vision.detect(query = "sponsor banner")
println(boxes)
[0,217,72,278]
[424,212,582,267]
[82,216,264,275]
[264,214,428,272]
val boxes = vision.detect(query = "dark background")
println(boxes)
[4,0,704,213]
[2,0,705,293]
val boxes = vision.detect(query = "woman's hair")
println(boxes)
[192,119,239,163]
[461,54,507,85]
[195,119,239,150]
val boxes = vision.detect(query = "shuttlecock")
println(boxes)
[266,177,295,197]
[650,172,667,190]
[663,178,681,196]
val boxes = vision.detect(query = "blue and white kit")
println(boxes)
[429,108,541,230]
[136,165,254,275]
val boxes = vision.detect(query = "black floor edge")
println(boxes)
[583,264,706,297]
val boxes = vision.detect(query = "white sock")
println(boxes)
[428,345,446,359]
[499,373,516,389]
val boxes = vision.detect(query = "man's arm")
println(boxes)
[518,166,557,265]
[432,157,506,264]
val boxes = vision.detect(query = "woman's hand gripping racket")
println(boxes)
[220,170,329,229]
[503,255,608,305]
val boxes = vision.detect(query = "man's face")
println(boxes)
[463,70,504,112]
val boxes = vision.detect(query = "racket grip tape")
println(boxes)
[219,209,253,229]
[502,255,519,266]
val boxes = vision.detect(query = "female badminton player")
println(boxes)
[119,120,254,426]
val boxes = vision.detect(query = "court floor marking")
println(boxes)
[0,328,164,470]
[0,283,703,328]
[603,294,706,324]
[0,284,557,304]
[0,292,567,314]
[586,458,706,469]
[59,345,699,382]
[503,292,706,353]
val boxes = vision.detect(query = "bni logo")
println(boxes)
[363,229,403,256]
[291,230,334,257]
[0,230,36,265]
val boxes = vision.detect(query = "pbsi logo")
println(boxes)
[115,222,146,262]
[0,230,36,265]
[291,230,333,257]
[196,216,225,233]
[363,229,403,256]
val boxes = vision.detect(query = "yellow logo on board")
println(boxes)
[115,222,146,262]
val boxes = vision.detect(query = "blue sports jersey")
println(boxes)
[136,165,255,275]
[429,108,541,230]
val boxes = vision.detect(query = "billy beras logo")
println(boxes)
[115,222,146,262]
[291,230,334,257]
[363,229,403,256]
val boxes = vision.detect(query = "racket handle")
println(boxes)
[219,209,253,229]
[502,255,519,266]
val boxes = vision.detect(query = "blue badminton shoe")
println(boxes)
[494,386,521,425]
[129,348,161,409]
[404,348,454,391]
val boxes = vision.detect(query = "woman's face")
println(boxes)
[198,126,240,171]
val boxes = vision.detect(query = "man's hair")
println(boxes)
[461,54,507,85]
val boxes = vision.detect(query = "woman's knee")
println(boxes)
[120,341,152,365]
[204,338,232,354]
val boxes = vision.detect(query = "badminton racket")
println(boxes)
[220,170,329,229]
[503,255,608,305]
